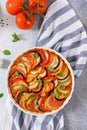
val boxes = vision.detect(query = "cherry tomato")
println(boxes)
[6,0,24,15]
[16,11,35,30]
[28,0,47,14]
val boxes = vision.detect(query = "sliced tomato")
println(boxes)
[51,59,64,75]
[9,73,23,86]
[33,48,48,66]
[9,63,27,78]
[11,84,28,102]
[26,95,40,113]
[44,51,54,67]
[37,96,51,112]
[10,79,27,88]
[38,67,47,78]
[43,70,51,80]
[24,52,41,69]
[45,95,64,111]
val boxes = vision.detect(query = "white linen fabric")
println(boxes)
[2,0,87,130]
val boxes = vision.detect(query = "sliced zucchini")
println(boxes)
[38,68,47,78]
[51,59,64,75]
[48,55,59,69]
[19,92,32,110]
[59,73,72,86]
[21,56,31,73]
[56,65,70,80]
[28,78,43,93]
[57,85,68,94]
[53,88,68,101]
[30,67,42,75]
[10,79,27,88]
[9,63,27,78]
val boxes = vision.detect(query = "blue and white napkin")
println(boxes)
[3,0,87,130]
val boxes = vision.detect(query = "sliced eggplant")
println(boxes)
[57,85,69,94]
[11,84,28,102]
[44,95,63,111]
[36,96,50,112]
[59,73,72,86]
[53,88,68,101]
[56,65,70,80]
[47,55,59,69]
[51,59,64,75]
[26,94,41,113]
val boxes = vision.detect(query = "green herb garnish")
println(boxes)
[37,77,41,83]
[47,66,54,72]
[0,93,4,98]
[58,73,64,77]
[34,52,39,59]
[58,85,65,90]
[52,92,58,98]
[12,32,20,42]
[14,71,19,76]
[20,84,25,92]
[35,104,39,109]
[29,95,35,100]
[0,50,11,55]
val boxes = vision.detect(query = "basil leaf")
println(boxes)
[52,92,58,98]
[12,32,20,42]
[58,85,65,90]
[35,104,39,109]
[14,71,19,76]
[47,66,54,72]
[37,77,41,83]
[34,52,39,59]
[0,93,4,98]
[29,96,35,100]
[58,73,64,77]
[3,50,11,55]
[20,84,25,92]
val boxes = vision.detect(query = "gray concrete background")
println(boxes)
[48,0,87,129]
[64,0,87,130]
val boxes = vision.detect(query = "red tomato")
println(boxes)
[16,11,35,30]
[28,0,47,14]
[6,0,24,15]
[43,70,51,80]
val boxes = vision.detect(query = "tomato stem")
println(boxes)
[37,12,44,19]
[23,2,34,14]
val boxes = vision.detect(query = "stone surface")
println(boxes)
[64,0,87,130]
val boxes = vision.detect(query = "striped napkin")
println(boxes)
[3,0,87,130]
